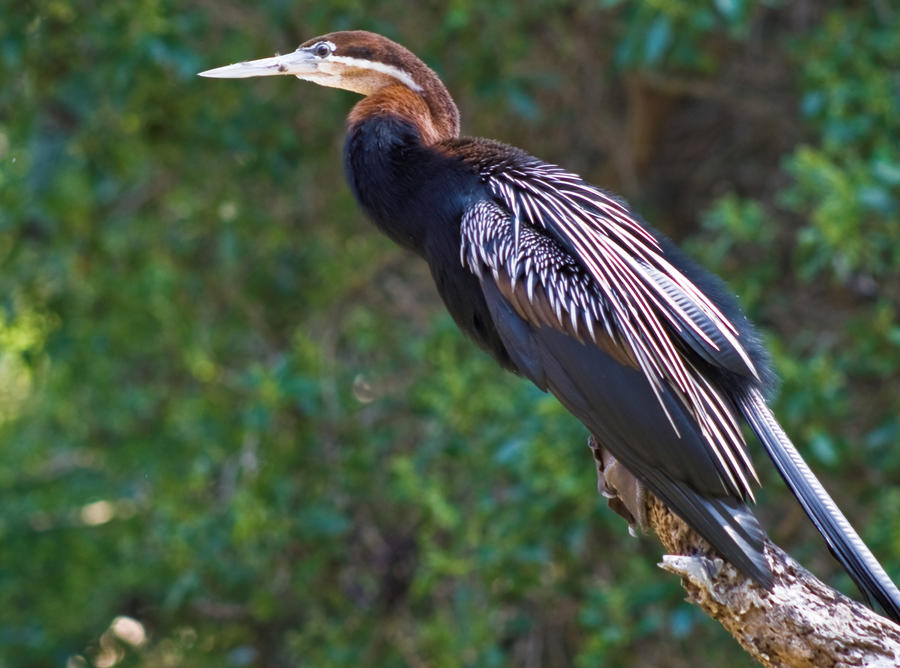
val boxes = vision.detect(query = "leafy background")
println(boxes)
[2,1,899,666]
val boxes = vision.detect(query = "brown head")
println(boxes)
[199,30,460,144]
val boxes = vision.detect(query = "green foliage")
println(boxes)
[611,0,778,70]
[781,9,900,282]
[1,2,897,667]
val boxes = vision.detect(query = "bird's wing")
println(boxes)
[486,158,760,381]
[460,197,771,582]
[460,196,759,501]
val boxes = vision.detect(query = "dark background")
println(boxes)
[2,1,899,666]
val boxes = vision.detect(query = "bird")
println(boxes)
[199,30,900,621]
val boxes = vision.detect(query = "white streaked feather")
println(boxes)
[460,167,760,499]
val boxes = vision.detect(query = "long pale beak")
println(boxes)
[198,50,317,79]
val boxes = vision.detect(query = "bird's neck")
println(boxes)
[348,84,459,145]
[346,87,448,250]
[343,111,442,251]
[343,97,479,254]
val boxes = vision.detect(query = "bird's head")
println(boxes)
[199,30,459,141]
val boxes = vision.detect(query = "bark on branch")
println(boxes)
[588,435,900,667]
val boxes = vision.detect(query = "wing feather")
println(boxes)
[460,198,758,499]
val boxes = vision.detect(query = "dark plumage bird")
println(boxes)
[200,30,900,621]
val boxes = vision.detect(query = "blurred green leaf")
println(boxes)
[1,3,897,668]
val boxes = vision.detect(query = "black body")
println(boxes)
[343,107,900,622]
[344,112,776,577]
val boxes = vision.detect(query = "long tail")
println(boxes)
[739,387,900,622]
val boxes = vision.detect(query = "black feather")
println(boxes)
[739,388,900,619]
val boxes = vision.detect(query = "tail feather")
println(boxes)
[641,466,773,587]
[740,387,900,622]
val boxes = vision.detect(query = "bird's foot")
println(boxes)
[588,435,649,535]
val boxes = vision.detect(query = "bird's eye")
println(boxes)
[313,42,332,58]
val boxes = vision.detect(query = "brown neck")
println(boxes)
[419,73,460,141]
[348,82,459,146]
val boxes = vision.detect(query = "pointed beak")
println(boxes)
[198,50,318,79]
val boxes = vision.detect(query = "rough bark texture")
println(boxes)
[588,436,900,668]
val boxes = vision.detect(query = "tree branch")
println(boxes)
[588,435,900,667]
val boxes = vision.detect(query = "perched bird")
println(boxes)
[200,30,900,620]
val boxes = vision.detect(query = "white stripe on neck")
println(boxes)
[329,55,423,92]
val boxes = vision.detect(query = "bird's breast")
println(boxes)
[343,116,516,369]
[344,114,484,249]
